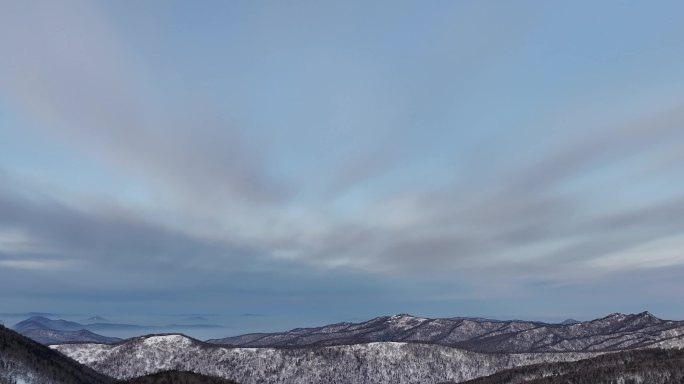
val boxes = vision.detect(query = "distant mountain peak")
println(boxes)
[636,310,657,318]
[12,316,123,345]
[24,315,52,322]
[84,316,109,323]
[14,316,84,332]
[631,311,663,324]
[560,318,580,325]
[602,311,662,322]
[603,312,629,320]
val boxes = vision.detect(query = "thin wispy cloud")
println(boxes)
[1,0,684,329]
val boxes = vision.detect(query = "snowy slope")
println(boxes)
[53,334,600,384]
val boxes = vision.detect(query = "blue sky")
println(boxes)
[2,0,684,337]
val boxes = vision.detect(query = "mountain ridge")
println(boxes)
[53,334,599,384]
[13,316,123,345]
[207,311,684,353]
[47,311,684,384]
[12,315,223,345]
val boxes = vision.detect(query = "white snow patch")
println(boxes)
[143,334,193,347]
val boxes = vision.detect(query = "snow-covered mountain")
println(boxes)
[45,312,684,384]
[53,334,599,384]
[208,312,684,352]
[0,324,235,384]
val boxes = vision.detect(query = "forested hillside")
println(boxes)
[0,324,114,384]
[452,348,684,384]
[124,370,238,384]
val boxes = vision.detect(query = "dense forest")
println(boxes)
[124,370,237,384]
[0,324,114,384]
[452,348,684,384]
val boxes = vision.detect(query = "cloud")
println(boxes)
[0,174,395,322]
[0,180,265,274]
[0,0,288,209]
[279,105,684,285]
[241,313,266,317]
[2,0,684,324]
[0,259,75,270]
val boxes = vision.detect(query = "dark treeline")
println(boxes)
[0,324,115,384]
[124,370,238,384]
[453,348,684,384]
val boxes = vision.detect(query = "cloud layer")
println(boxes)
[2,0,684,327]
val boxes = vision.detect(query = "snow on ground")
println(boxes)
[53,337,600,384]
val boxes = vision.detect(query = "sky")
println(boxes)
[1,0,684,338]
